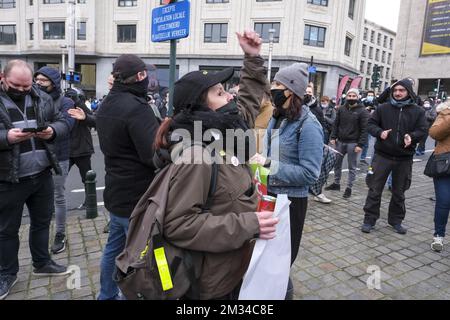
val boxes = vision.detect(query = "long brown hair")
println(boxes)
[154,118,173,150]
[273,94,303,120]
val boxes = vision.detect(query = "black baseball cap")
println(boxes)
[112,54,147,80]
[173,68,235,113]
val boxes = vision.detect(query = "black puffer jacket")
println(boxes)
[368,81,428,160]
[331,102,370,148]
[0,85,70,183]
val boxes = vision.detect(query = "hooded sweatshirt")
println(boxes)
[35,67,75,162]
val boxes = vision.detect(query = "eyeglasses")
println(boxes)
[34,77,51,83]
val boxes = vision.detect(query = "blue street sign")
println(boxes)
[152,1,190,42]
[308,66,317,74]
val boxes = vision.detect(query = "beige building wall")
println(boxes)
[1,0,366,98]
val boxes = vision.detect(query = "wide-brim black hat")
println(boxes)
[173,68,234,113]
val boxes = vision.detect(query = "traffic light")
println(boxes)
[371,65,382,89]
[65,71,82,84]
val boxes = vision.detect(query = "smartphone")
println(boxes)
[21,126,48,133]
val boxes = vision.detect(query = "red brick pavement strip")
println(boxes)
[8,160,450,300]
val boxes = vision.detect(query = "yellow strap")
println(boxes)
[154,247,174,291]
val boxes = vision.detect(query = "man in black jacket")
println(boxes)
[65,88,96,211]
[96,54,159,300]
[326,88,369,199]
[362,79,428,235]
[0,60,71,300]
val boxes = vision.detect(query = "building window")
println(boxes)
[77,21,86,40]
[117,24,136,42]
[29,22,34,40]
[375,49,380,61]
[390,38,393,50]
[204,23,228,43]
[363,27,368,41]
[377,33,381,45]
[304,24,326,47]
[254,22,280,43]
[0,24,16,44]
[386,68,390,79]
[388,53,392,64]
[43,0,65,3]
[367,62,372,75]
[206,0,229,3]
[0,0,15,8]
[307,0,328,6]
[383,35,388,48]
[369,46,373,59]
[118,0,136,6]
[362,44,367,57]
[345,36,352,56]
[360,61,365,73]
[348,0,356,19]
[43,22,65,40]
[370,30,375,43]
[382,51,386,63]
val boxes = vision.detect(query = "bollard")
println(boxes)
[85,170,98,219]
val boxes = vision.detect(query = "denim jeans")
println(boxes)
[53,160,69,234]
[0,170,54,276]
[361,135,372,160]
[433,176,450,237]
[98,213,129,300]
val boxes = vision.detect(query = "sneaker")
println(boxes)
[0,275,18,300]
[51,233,66,255]
[360,159,369,166]
[431,237,444,252]
[361,224,374,234]
[325,183,341,191]
[32,260,70,277]
[343,188,352,199]
[314,194,332,204]
[391,224,407,235]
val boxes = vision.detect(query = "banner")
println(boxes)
[336,75,350,105]
[421,0,450,56]
[349,76,363,90]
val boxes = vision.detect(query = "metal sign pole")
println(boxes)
[168,39,177,118]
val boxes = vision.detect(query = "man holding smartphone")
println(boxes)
[0,60,71,300]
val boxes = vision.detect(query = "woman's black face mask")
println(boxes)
[271,89,289,109]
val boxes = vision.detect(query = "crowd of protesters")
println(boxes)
[1,29,449,301]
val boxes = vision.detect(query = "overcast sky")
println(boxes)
[365,0,402,32]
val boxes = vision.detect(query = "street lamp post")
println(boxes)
[68,0,76,77]
[267,28,276,82]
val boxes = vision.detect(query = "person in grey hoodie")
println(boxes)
[34,67,75,254]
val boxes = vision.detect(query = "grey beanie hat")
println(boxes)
[274,63,309,98]
[347,88,360,96]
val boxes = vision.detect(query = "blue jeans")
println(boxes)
[361,135,373,160]
[434,176,450,237]
[98,213,129,300]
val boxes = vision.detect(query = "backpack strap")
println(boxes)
[201,149,218,212]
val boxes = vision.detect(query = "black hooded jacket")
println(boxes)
[368,79,428,160]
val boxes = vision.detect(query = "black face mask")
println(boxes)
[217,100,240,114]
[271,89,288,109]
[37,84,51,93]
[347,100,358,106]
[6,86,31,101]
[136,76,150,95]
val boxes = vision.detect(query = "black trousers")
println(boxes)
[288,197,308,266]
[363,154,413,226]
[0,171,54,276]
[69,155,92,184]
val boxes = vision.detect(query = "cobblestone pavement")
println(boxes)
[7,158,450,300]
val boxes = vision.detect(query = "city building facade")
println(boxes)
[0,0,366,99]
[359,19,396,94]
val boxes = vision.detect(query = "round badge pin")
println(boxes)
[231,156,240,167]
